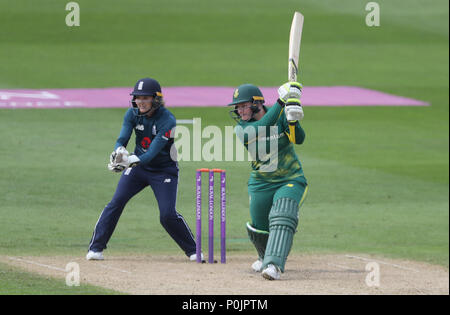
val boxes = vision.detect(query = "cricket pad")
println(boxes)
[262,198,299,273]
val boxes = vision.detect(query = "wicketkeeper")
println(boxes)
[86,78,199,261]
[228,82,308,280]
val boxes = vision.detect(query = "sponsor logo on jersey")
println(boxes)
[258,132,285,141]
[162,130,171,140]
[141,136,151,149]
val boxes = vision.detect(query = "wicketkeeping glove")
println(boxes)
[278,82,303,103]
[123,155,141,168]
[110,146,129,164]
[107,155,140,172]
[107,146,130,173]
[285,98,304,122]
[107,162,126,173]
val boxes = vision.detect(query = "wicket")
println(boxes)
[195,168,226,263]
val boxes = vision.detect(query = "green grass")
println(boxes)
[0,0,448,280]
[0,263,123,295]
[0,106,447,267]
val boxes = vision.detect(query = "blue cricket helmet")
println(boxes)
[130,78,164,116]
[130,78,163,97]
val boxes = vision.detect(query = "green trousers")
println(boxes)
[248,176,308,233]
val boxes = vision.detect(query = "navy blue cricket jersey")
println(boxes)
[114,107,177,171]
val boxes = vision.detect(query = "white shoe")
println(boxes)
[251,259,263,272]
[189,253,204,262]
[262,264,281,280]
[86,250,104,261]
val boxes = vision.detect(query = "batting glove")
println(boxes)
[278,82,303,103]
[285,98,304,122]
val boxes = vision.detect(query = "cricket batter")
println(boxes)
[228,82,307,280]
[86,78,199,261]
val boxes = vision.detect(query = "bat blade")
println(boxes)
[288,11,304,82]
[287,11,304,143]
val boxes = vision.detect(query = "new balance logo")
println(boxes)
[164,179,171,183]
[124,168,132,176]
[136,124,144,131]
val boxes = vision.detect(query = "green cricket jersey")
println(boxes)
[235,101,307,188]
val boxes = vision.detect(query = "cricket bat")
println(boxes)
[287,11,304,143]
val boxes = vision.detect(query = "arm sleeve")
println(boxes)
[292,121,306,144]
[137,117,176,165]
[114,109,134,150]
[281,116,306,144]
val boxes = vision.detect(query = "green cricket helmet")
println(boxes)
[228,84,265,122]
[228,84,265,106]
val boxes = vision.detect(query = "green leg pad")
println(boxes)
[246,222,269,259]
[262,198,299,272]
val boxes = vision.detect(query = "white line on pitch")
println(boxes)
[7,256,66,272]
[98,264,132,274]
[345,255,420,272]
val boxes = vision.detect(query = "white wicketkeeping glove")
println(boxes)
[112,146,129,164]
[278,82,303,103]
[107,146,129,173]
[285,98,304,122]
[121,155,141,168]
[108,162,125,173]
